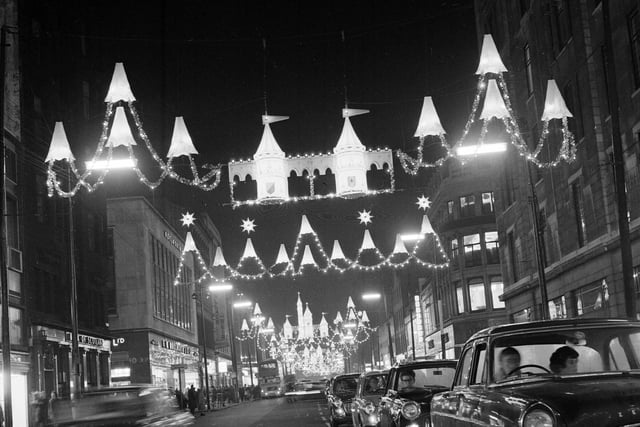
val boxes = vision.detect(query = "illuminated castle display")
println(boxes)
[228,110,394,206]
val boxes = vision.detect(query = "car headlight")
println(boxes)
[401,401,421,420]
[364,401,376,414]
[523,408,555,427]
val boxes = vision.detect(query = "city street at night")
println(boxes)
[194,398,331,427]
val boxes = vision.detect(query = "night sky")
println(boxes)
[46,0,479,327]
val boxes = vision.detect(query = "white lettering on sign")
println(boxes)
[163,231,184,252]
[113,337,126,347]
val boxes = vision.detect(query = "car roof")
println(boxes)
[334,373,360,379]
[359,370,388,378]
[467,318,640,342]
[393,359,458,369]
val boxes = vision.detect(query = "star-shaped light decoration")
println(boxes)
[358,210,373,226]
[416,195,432,211]
[180,212,196,227]
[240,218,257,234]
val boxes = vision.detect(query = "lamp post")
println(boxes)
[191,282,212,411]
[207,283,233,410]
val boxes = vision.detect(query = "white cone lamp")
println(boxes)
[241,238,259,259]
[241,319,250,332]
[414,97,445,137]
[361,310,370,323]
[392,234,409,255]
[213,246,227,267]
[300,245,316,266]
[479,80,510,120]
[274,244,290,264]
[420,215,436,235]
[541,80,573,120]
[183,232,198,252]
[299,215,315,235]
[334,312,343,324]
[106,106,137,147]
[253,302,263,316]
[330,240,346,260]
[475,34,508,75]
[167,117,199,158]
[360,229,376,251]
[104,62,136,103]
[45,122,75,163]
[347,296,356,309]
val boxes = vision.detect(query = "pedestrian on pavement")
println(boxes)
[239,386,245,402]
[187,385,197,414]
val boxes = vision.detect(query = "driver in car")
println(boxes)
[398,370,416,392]
[495,347,521,381]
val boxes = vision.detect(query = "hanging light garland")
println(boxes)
[44,63,223,198]
[396,34,576,175]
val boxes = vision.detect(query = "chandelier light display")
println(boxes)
[44,63,223,198]
[396,34,576,174]
[227,109,394,208]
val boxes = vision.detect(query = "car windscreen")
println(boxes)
[333,377,358,398]
[394,366,455,391]
[492,325,640,383]
[362,374,387,395]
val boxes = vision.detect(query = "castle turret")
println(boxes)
[254,116,290,202]
[303,302,314,338]
[333,109,369,196]
[296,292,305,338]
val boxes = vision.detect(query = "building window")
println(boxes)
[463,234,482,267]
[630,9,640,89]
[455,283,465,314]
[481,192,494,214]
[512,307,532,323]
[485,231,500,264]
[5,148,17,184]
[635,265,640,293]
[552,0,572,51]
[507,231,518,282]
[450,238,459,259]
[571,181,587,247]
[524,44,534,95]
[423,293,436,335]
[460,195,475,217]
[0,306,25,346]
[447,200,455,219]
[490,277,504,309]
[548,295,567,319]
[6,197,19,249]
[576,280,608,316]
[468,279,486,311]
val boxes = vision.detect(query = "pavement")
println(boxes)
[193,396,334,427]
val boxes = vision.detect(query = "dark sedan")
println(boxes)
[328,373,360,426]
[352,370,388,427]
[379,359,457,427]
[431,318,640,427]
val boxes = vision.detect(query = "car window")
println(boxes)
[472,345,487,385]
[333,377,357,397]
[362,374,387,395]
[455,348,473,387]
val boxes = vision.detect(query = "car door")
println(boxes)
[378,368,396,427]
[431,341,476,426]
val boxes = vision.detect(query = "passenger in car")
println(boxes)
[495,347,521,381]
[550,346,579,375]
[398,371,416,392]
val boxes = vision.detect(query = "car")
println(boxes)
[285,380,326,402]
[430,318,640,427]
[351,370,388,427]
[328,373,360,426]
[379,359,457,427]
[50,385,195,426]
[261,383,283,398]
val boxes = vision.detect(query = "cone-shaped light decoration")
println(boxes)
[414,97,445,137]
[262,114,290,125]
[319,313,329,337]
[392,234,409,254]
[342,108,370,118]
[274,244,290,264]
[241,319,250,331]
[299,215,314,235]
[344,329,354,341]
[45,122,75,163]
[213,246,227,267]
[266,317,275,329]
[183,232,198,252]
[167,117,199,158]
[420,215,436,234]
[330,240,346,260]
[106,106,137,147]
[241,238,259,259]
[361,310,370,323]
[347,296,356,309]
[300,245,316,266]
[254,124,285,158]
[104,63,136,103]
[475,34,507,75]
[334,117,366,151]
[541,80,574,120]
[479,80,510,120]
[334,312,344,324]
[253,302,262,316]
[360,229,376,251]
[346,307,357,321]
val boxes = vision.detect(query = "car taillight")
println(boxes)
[401,401,421,420]
[523,408,555,427]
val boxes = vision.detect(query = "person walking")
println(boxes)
[187,385,197,414]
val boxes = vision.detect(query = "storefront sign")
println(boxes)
[38,326,111,351]
[163,231,184,252]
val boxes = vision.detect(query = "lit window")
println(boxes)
[463,234,482,267]
[512,307,532,323]
[468,279,486,311]
[485,231,500,264]
[456,283,465,314]
[490,277,504,309]
[481,192,494,214]
[111,367,131,378]
[460,195,475,217]
[447,200,455,219]
[576,280,608,316]
[548,295,567,319]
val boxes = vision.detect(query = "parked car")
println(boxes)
[379,359,457,427]
[351,370,388,427]
[328,373,360,426]
[51,385,195,426]
[431,318,640,426]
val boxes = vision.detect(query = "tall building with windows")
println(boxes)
[474,0,640,320]
[420,158,507,359]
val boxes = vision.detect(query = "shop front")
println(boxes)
[33,325,112,399]
[1,352,30,427]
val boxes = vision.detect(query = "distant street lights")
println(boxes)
[207,282,233,410]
